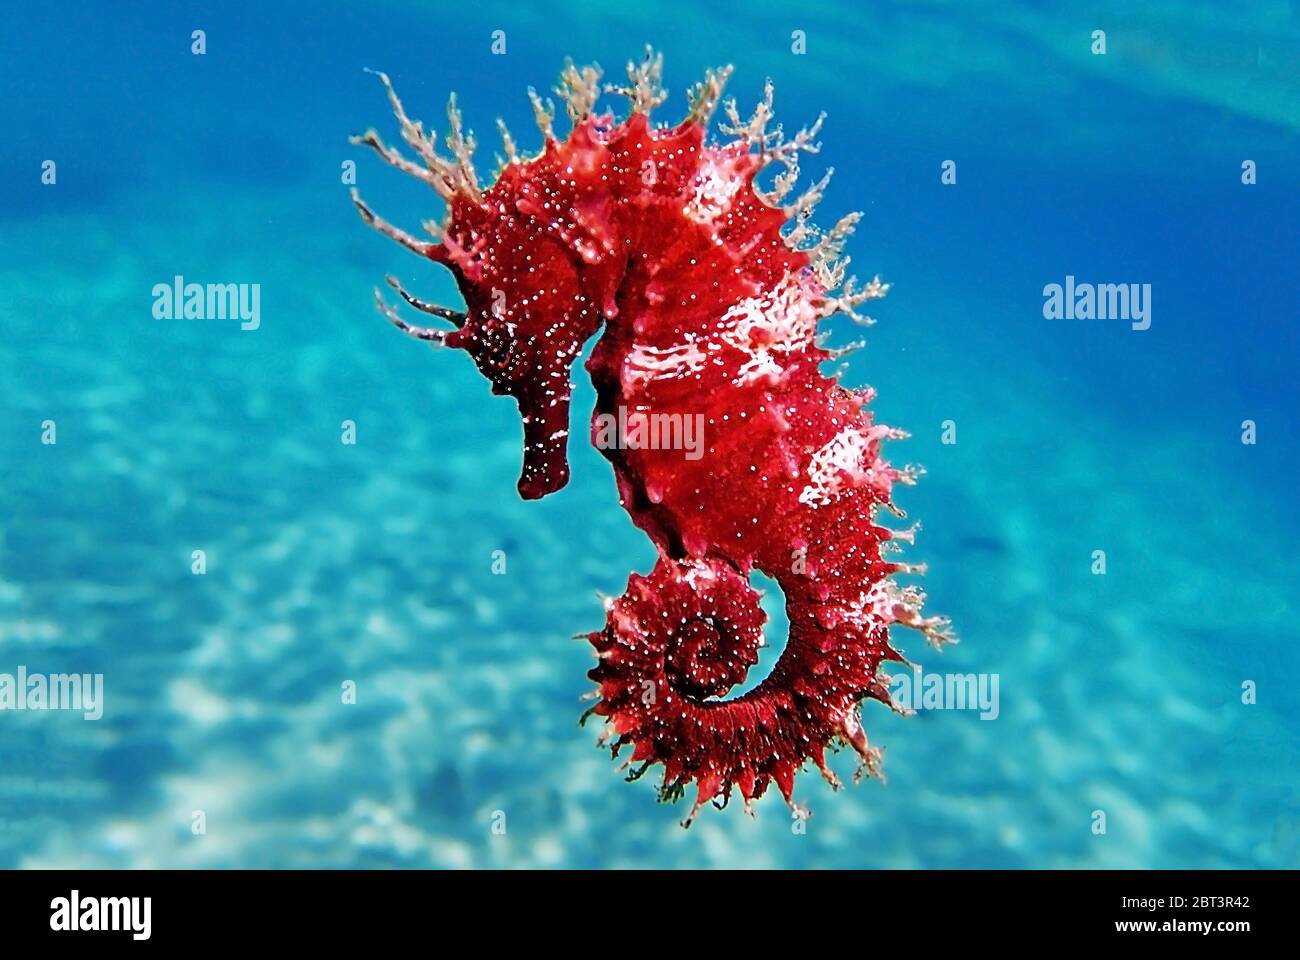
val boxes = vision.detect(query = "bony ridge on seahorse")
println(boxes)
[350,48,955,828]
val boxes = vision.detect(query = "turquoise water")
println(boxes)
[1,1,1297,868]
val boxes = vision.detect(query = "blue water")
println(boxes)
[2,0,1297,868]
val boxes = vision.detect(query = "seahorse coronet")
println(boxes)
[352,50,953,827]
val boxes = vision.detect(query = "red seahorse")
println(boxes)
[351,50,953,827]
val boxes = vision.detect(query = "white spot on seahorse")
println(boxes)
[624,338,710,388]
[684,146,747,224]
[798,424,895,506]
[720,273,821,385]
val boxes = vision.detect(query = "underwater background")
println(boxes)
[1,0,1297,868]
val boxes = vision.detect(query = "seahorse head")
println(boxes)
[350,54,777,499]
